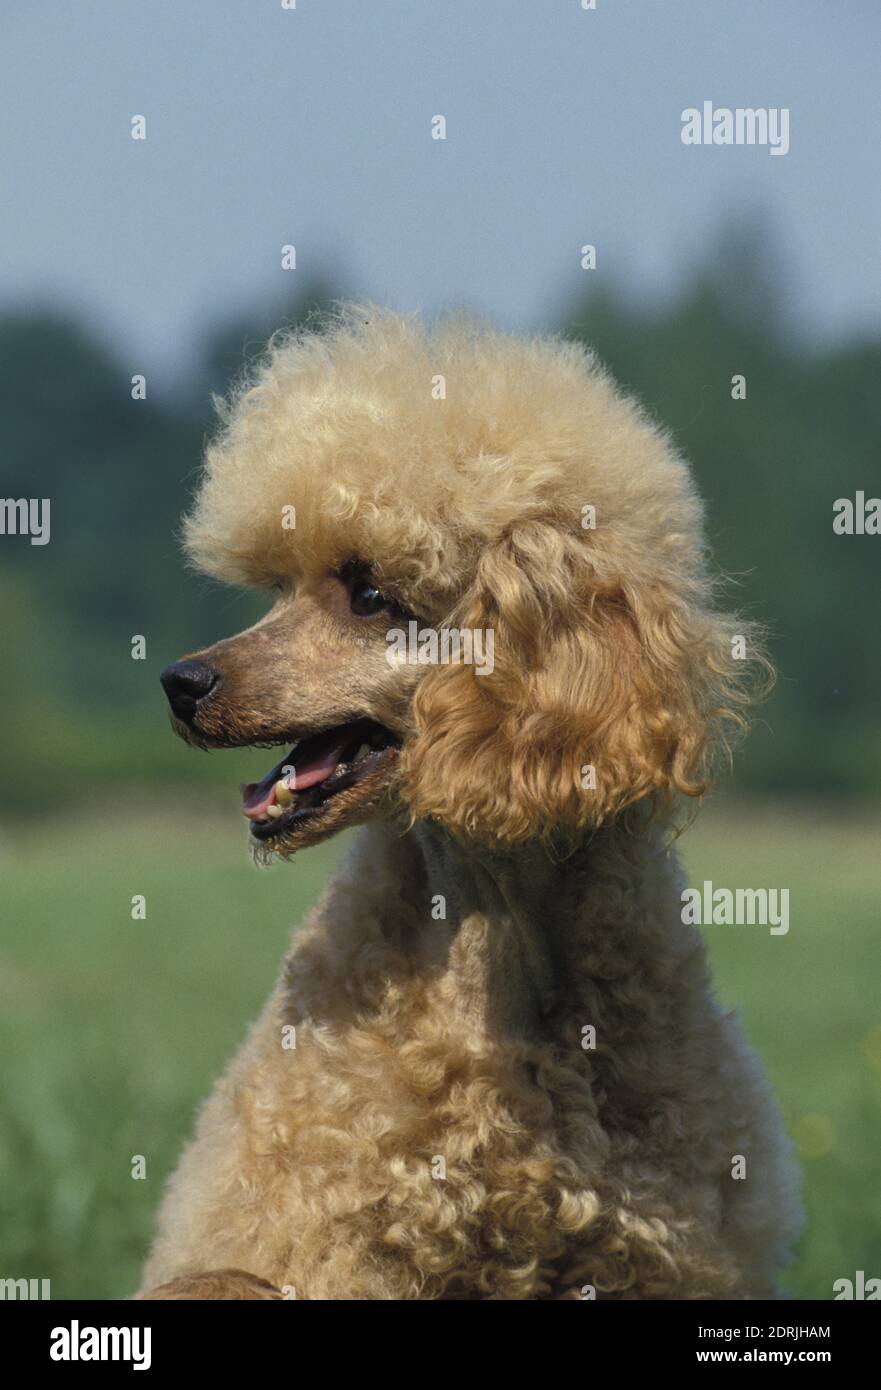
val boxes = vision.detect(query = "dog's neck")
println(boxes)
[398,814,673,1045]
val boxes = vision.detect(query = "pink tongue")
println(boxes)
[241,733,351,819]
[287,744,347,790]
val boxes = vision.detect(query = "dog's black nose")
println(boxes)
[160,659,219,723]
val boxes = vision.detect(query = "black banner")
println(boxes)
[0,1297,872,1374]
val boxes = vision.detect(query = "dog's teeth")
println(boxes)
[354,743,371,763]
[266,804,283,819]
[275,780,294,806]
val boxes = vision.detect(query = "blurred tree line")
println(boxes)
[1,251,878,812]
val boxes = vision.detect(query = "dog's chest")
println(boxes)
[231,968,596,1297]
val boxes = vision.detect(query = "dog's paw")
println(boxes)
[137,1268,282,1300]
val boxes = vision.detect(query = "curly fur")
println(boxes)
[142,306,801,1299]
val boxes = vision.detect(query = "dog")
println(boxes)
[139,306,800,1299]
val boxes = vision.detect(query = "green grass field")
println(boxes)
[1,797,878,1299]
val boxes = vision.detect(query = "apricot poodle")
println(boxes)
[141,306,800,1299]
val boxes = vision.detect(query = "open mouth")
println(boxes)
[241,718,399,842]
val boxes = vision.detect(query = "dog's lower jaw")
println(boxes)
[251,756,402,860]
[141,816,801,1300]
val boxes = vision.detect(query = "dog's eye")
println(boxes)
[350,577,389,617]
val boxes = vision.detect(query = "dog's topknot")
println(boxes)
[186,303,702,610]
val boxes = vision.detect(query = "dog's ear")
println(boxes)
[400,521,769,844]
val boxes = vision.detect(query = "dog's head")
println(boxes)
[162,306,767,857]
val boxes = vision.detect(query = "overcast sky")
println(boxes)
[2,1,878,388]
